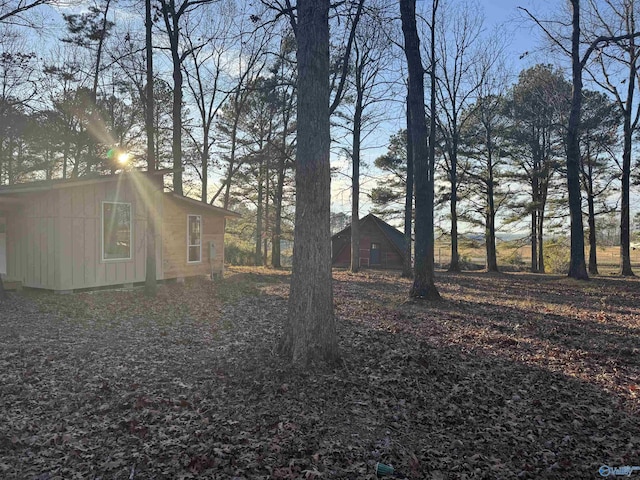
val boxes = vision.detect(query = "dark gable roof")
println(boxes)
[368,214,407,254]
[332,213,407,256]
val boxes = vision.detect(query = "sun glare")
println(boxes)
[117,152,131,165]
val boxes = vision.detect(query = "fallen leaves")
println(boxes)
[1,269,640,478]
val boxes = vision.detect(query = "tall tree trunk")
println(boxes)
[449,170,459,271]
[171,50,183,195]
[620,47,636,276]
[531,211,538,272]
[201,147,208,203]
[537,207,545,273]
[222,105,241,210]
[145,0,157,297]
[402,94,414,278]
[566,0,589,280]
[255,158,264,266]
[350,83,363,273]
[62,140,70,179]
[587,186,598,275]
[272,83,292,269]
[486,161,498,272]
[448,132,460,272]
[264,159,270,265]
[272,157,286,268]
[160,2,184,196]
[401,0,440,300]
[279,0,337,365]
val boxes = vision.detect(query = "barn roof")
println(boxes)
[332,213,407,256]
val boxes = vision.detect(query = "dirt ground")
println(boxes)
[1,267,640,479]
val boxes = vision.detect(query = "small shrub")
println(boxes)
[224,240,254,266]
[544,240,570,274]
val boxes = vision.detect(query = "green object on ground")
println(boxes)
[375,462,395,477]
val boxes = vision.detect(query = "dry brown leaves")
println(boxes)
[1,268,640,479]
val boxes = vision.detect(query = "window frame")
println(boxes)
[187,214,202,264]
[101,201,133,262]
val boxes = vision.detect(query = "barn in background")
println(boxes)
[331,213,407,269]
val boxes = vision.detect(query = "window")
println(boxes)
[102,202,132,261]
[188,215,202,263]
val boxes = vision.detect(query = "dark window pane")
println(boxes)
[103,203,131,260]
[189,245,200,262]
[188,215,201,262]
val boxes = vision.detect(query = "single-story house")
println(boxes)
[331,213,407,269]
[0,170,239,293]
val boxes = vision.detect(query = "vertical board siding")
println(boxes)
[4,176,229,290]
[161,195,226,279]
[10,178,151,290]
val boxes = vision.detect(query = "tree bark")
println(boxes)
[587,183,599,275]
[160,0,185,195]
[537,207,545,273]
[402,94,414,278]
[531,212,538,272]
[272,78,293,269]
[566,0,589,280]
[279,0,338,365]
[401,0,440,300]
[264,156,270,266]
[449,174,459,271]
[485,145,498,272]
[484,117,499,272]
[255,157,264,266]
[144,0,157,297]
[201,148,208,203]
[350,79,363,273]
[272,156,286,268]
[620,46,636,276]
[171,49,183,195]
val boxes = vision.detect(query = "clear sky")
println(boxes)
[482,0,562,77]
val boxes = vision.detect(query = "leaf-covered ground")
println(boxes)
[1,268,640,479]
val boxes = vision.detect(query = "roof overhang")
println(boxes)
[165,192,241,218]
[0,169,175,195]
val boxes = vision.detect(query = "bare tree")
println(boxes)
[401,0,440,299]
[270,35,296,268]
[182,1,234,203]
[209,22,269,209]
[0,0,52,25]
[62,0,115,173]
[521,0,640,279]
[157,0,220,195]
[433,0,493,272]
[403,110,413,278]
[580,90,620,275]
[584,0,640,276]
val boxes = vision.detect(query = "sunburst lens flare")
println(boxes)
[117,152,131,165]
